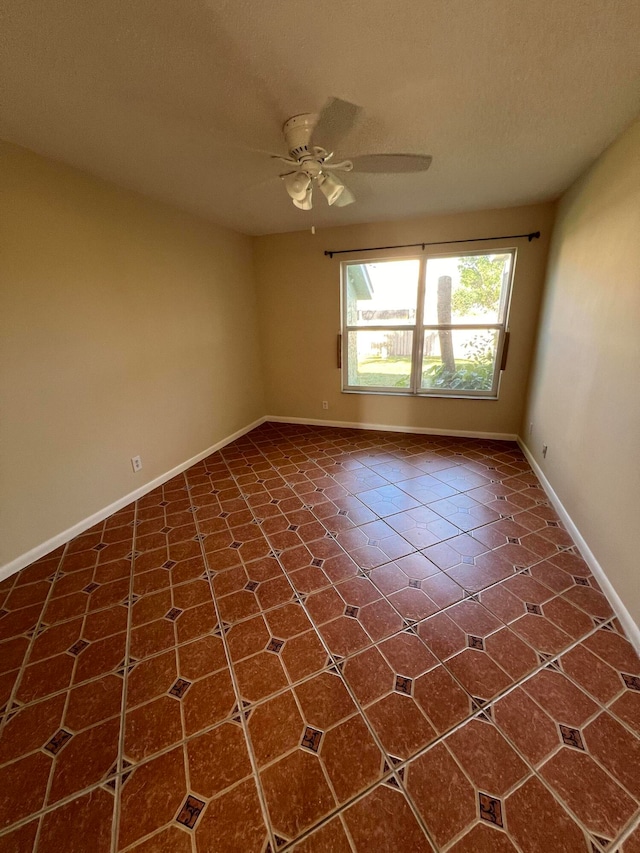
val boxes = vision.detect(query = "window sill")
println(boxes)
[341,389,499,401]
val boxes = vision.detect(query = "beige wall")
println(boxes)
[253,203,555,436]
[523,118,640,623]
[0,142,264,567]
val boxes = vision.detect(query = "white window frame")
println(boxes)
[340,248,517,399]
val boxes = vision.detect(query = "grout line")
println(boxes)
[34,578,98,852]
[483,650,634,850]
[118,822,195,853]
[0,546,67,738]
[611,811,640,853]
[181,741,197,853]
[440,821,526,853]
[337,811,359,853]
[427,751,531,853]
[0,730,262,846]
[0,780,113,841]
[111,499,139,853]
[188,470,277,853]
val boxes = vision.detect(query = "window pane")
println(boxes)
[345,260,419,326]
[347,330,413,388]
[423,253,512,325]
[421,329,499,392]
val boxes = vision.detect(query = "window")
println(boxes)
[341,249,515,398]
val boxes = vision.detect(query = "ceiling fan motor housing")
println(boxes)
[283,113,318,160]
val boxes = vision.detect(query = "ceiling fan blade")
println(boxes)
[350,154,433,173]
[334,184,356,207]
[313,97,362,148]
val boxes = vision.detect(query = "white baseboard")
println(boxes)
[0,416,267,584]
[266,415,518,442]
[518,438,640,654]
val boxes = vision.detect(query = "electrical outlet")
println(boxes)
[542,444,548,459]
[322,401,329,410]
[131,455,142,473]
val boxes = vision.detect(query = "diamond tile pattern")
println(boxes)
[0,423,638,851]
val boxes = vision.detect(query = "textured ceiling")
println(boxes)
[2,0,640,235]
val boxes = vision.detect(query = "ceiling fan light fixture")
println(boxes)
[283,171,312,201]
[318,172,345,206]
[272,98,432,215]
[292,185,313,210]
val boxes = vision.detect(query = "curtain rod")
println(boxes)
[324,230,540,258]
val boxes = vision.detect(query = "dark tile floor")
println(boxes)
[0,422,638,852]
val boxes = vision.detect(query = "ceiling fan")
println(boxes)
[267,98,432,210]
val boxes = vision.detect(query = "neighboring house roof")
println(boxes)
[347,264,374,300]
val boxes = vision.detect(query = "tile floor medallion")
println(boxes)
[0,422,638,851]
